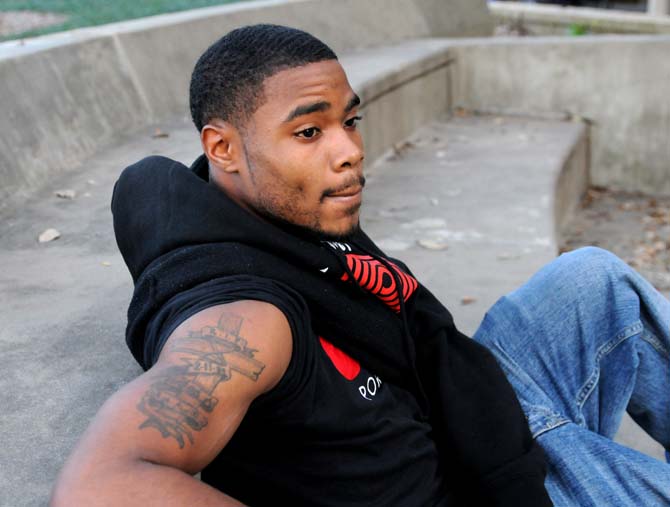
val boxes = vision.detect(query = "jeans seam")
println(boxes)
[485,340,572,438]
[532,418,570,439]
[640,328,670,360]
[575,321,644,414]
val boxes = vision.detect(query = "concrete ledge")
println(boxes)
[364,115,589,332]
[0,37,151,204]
[0,0,492,209]
[449,35,670,195]
[554,121,589,245]
[341,39,453,161]
[489,1,670,35]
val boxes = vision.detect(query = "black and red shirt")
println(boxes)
[147,275,450,507]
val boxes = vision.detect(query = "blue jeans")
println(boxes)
[473,247,670,506]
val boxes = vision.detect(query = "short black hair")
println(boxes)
[189,24,338,132]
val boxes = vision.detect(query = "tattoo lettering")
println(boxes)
[137,312,265,448]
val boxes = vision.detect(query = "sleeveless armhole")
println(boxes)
[143,274,311,409]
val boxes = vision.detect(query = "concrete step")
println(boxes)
[363,114,586,335]
[0,0,493,210]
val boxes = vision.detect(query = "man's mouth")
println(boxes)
[322,175,366,201]
[327,186,363,198]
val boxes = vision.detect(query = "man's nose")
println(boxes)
[331,129,364,171]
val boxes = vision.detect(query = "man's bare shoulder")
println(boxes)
[156,299,293,397]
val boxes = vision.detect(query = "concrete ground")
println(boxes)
[0,114,664,507]
[562,186,670,293]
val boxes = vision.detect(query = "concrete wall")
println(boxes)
[0,0,492,207]
[648,0,670,15]
[8,0,669,199]
[341,39,453,162]
[449,36,670,195]
[490,1,670,35]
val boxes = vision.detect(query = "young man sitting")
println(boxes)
[51,24,670,507]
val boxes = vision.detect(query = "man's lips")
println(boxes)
[326,186,363,198]
[322,175,366,202]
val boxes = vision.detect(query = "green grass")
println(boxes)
[567,23,589,36]
[0,0,249,41]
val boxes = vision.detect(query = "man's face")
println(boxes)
[233,60,365,239]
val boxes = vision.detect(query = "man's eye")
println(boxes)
[345,116,363,128]
[296,127,319,139]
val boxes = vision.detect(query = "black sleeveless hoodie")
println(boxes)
[111,154,552,507]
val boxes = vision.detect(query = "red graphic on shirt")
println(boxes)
[340,254,418,313]
[319,337,361,381]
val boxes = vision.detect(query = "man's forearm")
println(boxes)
[50,458,246,507]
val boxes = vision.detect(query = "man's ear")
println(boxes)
[201,121,244,174]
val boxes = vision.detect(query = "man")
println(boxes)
[51,24,670,506]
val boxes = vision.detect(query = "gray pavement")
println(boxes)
[562,187,670,293]
[0,114,664,507]
[0,115,200,507]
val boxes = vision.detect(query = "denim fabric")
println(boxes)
[473,247,670,506]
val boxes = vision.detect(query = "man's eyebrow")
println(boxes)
[282,94,361,124]
[344,94,361,113]
[283,101,330,123]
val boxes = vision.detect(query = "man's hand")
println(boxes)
[50,300,292,506]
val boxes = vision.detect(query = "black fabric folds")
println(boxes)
[111,154,553,506]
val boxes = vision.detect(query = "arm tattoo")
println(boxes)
[137,312,265,448]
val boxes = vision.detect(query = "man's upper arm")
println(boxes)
[64,300,292,476]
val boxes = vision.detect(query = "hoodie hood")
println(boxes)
[112,154,341,283]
